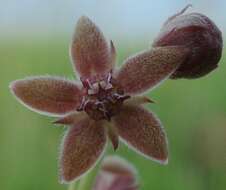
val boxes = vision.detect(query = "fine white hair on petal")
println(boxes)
[59,139,108,184]
[70,16,115,80]
[9,79,62,117]
[113,105,169,164]
[119,137,169,165]
[115,46,189,95]
[118,112,169,165]
[58,119,107,183]
[10,75,83,117]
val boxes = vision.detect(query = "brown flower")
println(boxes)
[10,16,188,183]
[153,5,223,79]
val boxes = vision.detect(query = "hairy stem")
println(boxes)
[77,161,101,190]
[68,180,80,190]
[67,163,100,190]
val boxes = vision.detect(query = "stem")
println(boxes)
[77,161,101,190]
[68,180,80,190]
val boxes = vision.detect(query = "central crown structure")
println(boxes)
[78,73,130,121]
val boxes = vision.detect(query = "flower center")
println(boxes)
[78,73,130,121]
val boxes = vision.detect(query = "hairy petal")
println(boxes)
[113,105,168,164]
[70,16,115,80]
[53,112,87,125]
[115,46,188,95]
[104,121,119,151]
[109,40,116,69]
[124,96,154,106]
[60,117,107,183]
[10,76,83,116]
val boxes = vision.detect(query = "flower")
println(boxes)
[93,156,138,190]
[153,5,223,79]
[10,16,188,183]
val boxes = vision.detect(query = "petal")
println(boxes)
[124,96,154,106]
[10,76,83,116]
[106,122,119,151]
[115,46,189,95]
[53,111,87,125]
[113,105,168,164]
[70,16,115,80]
[60,117,107,183]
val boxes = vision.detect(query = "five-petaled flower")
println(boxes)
[10,16,188,183]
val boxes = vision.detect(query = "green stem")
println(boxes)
[77,161,101,190]
[68,180,80,190]
[67,154,105,190]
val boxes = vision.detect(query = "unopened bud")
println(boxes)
[93,156,138,190]
[153,5,223,79]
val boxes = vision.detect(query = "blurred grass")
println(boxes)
[1,38,226,190]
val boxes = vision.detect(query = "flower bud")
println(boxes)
[153,5,223,79]
[93,156,138,190]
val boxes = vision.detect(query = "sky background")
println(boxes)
[1,0,225,42]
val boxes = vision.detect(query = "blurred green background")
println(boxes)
[1,0,226,190]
